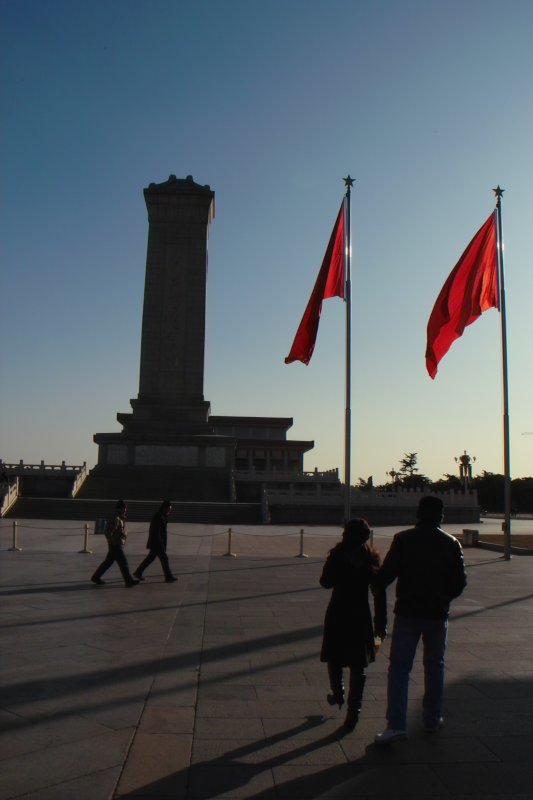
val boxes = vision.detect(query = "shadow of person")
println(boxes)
[118,714,369,799]
[111,673,533,798]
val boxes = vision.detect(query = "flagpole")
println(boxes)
[343,176,354,523]
[494,186,512,559]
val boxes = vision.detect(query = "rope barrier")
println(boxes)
[0,520,340,534]
[3,520,344,558]
[0,522,86,530]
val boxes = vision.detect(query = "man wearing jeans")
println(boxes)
[374,496,467,744]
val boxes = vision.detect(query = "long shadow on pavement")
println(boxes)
[117,675,533,799]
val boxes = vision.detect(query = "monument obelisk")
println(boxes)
[85,175,236,501]
[136,174,213,423]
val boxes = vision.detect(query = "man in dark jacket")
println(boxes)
[374,496,467,744]
[134,500,177,583]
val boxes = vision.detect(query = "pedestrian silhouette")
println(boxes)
[320,518,387,731]
[374,496,467,744]
[91,500,139,587]
[134,500,177,583]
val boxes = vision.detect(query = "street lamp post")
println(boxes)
[455,450,476,493]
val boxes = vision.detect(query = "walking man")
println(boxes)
[374,496,467,744]
[134,500,177,583]
[91,500,139,587]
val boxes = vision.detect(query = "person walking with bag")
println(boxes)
[374,496,467,744]
[134,500,177,583]
[91,500,139,587]
[320,518,387,732]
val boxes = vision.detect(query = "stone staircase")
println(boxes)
[5,497,263,524]
[76,465,232,503]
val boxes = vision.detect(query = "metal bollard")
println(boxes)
[295,528,308,558]
[79,522,93,554]
[223,527,237,558]
[8,520,22,551]
[462,528,479,547]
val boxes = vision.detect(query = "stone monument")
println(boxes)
[134,174,213,431]
[81,174,315,502]
[83,176,236,500]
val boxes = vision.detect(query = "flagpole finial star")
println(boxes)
[343,175,355,188]
[493,185,504,198]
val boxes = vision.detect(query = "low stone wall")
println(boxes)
[270,503,480,526]
[270,487,477,505]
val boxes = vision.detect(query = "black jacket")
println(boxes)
[376,523,467,620]
[146,511,168,551]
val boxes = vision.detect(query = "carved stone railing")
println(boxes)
[234,468,339,483]
[0,460,87,475]
[356,487,479,507]
[70,463,88,497]
[267,486,479,507]
[0,478,19,517]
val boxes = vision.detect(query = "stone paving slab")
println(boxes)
[6,767,122,800]
[0,708,111,759]
[0,727,133,798]
[116,732,192,797]
[1,522,533,799]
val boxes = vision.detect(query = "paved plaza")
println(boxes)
[1,519,533,799]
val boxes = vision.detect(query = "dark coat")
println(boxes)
[146,510,168,551]
[105,515,127,548]
[320,543,387,668]
[376,523,467,620]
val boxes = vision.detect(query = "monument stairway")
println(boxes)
[76,465,231,503]
[5,497,263,524]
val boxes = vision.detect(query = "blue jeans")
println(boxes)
[386,614,448,731]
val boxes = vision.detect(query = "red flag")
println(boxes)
[426,212,499,379]
[285,203,345,365]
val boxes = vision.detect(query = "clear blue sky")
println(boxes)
[1,0,532,483]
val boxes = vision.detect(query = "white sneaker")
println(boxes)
[424,717,444,733]
[374,728,407,745]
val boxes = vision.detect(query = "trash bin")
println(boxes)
[94,518,107,535]
[463,529,479,547]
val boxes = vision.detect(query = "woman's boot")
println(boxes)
[326,663,344,709]
[343,672,366,730]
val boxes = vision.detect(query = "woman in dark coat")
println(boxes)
[320,518,387,730]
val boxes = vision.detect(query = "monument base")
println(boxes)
[78,463,233,502]
[79,429,237,502]
[117,397,213,435]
